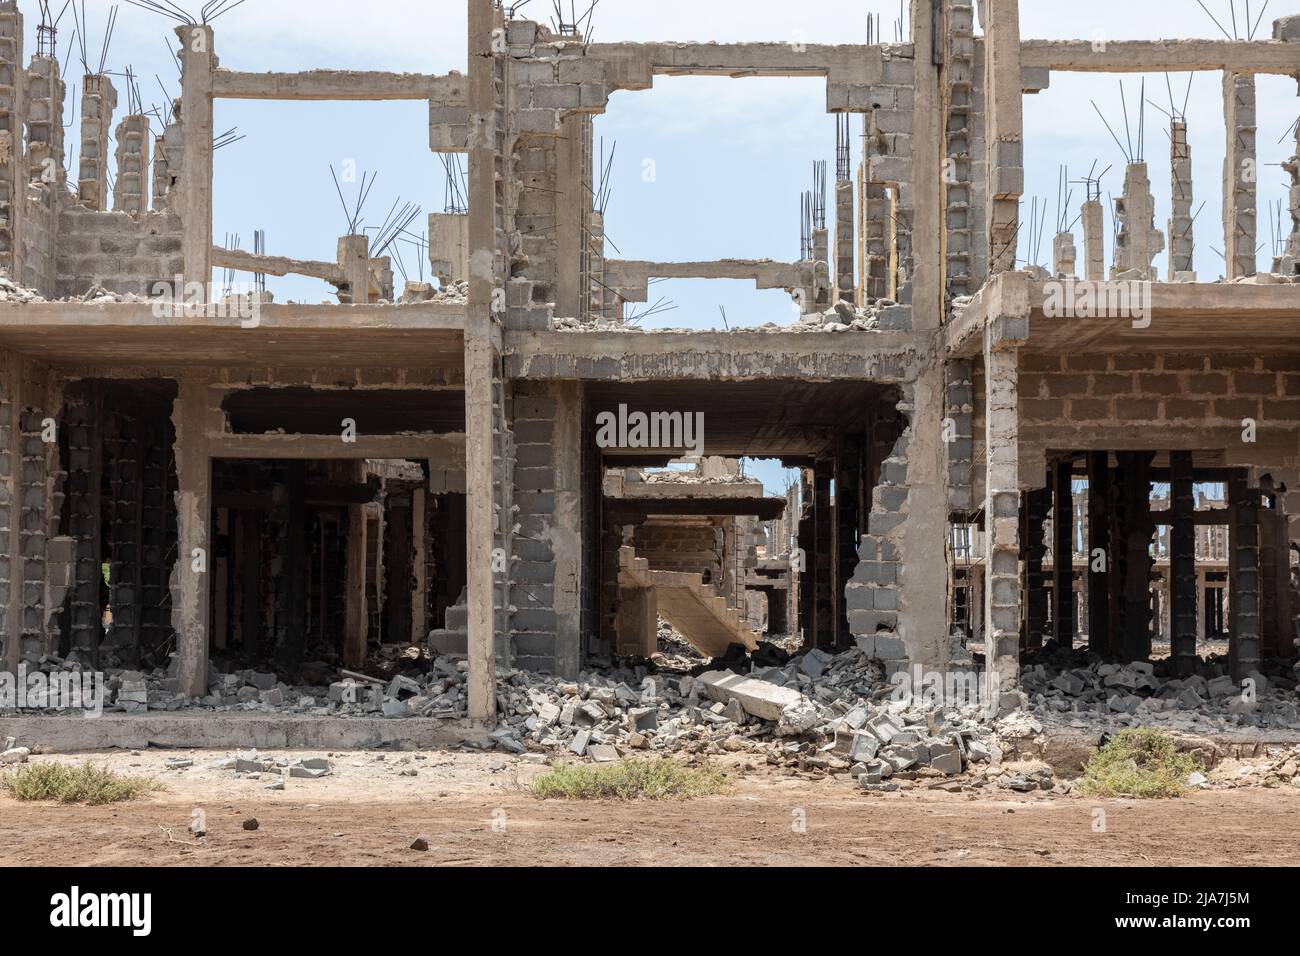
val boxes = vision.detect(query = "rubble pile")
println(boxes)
[488,644,997,789]
[786,297,911,333]
[1208,745,1300,789]
[1022,654,1300,732]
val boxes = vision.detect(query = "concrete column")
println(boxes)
[25,54,63,187]
[982,0,1023,274]
[1118,451,1154,662]
[1,353,23,674]
[112,114,151,216]
[1053,459,1076,648]
[812,226,831,308]
[1052,232,1076,278]
[1223,72,1257,279]
[1228,474,1261,679]
[1278,120,1299,275]
[911,0,942,315]
[551,381,583,678]
[1113,163,1164,280]
[835,180,854,303]
[338,234,371,304]
[1195,567,1207,641]
[0,3,24,281]
[78,75,118,210]
[813,462,834,649]
[554,113,590,319]
[465,0,499,722]
[1168,119,1196,279]
[1023,487,1049,651]
[983,340,1021,703]
[1170,450,1198,673]
[170,380,211,698]
[410,485,428,644]
[177,24,215,292]
[344,494,368,667]
[1081,198,1105,281]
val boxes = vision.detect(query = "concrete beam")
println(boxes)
[603,259,813,304]
[212,246,343,283]
[212,69,467,102]
[208,433,466,461]
[1020,39,1300,76]
[586,42,886,86]
[504,330,924,382]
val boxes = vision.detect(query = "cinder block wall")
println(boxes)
[971,352,1300,533]
[54,207,184,298]
[632,519,724,581]
[510,381,560,672]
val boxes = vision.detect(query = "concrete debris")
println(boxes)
[1,747,31,764]
[484,643,998,780]
[1021,653,1300,733]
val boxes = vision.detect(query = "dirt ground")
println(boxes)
[2,748,1299,866]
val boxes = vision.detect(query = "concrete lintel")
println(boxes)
[603,258,813,303]
[585,41,889,88]
[208,433,466,461]
[212,246,343,283]
[212,69,468,103]
[1020,38,1300,76]
[504,330,923,382]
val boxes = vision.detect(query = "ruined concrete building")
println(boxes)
[0,0,1299,725]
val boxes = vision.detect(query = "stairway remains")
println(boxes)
[618,548,759,659]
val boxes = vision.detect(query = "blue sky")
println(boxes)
[20,0,1300,494]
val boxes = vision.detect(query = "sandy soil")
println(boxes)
[1,748,1299,866]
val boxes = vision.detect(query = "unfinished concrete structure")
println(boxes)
[0,0,1298,729]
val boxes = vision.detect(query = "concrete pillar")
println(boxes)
[1113,163,1164,280]
[78,75,118,210]
[1170,450,1198,673]
[1081,198,1105,281]
[983,339,1021,703]
[1052,232,1076,279]
[170,380,211,698]
[1118,451,1154,662]
[113,114,151,216]
[465,0,500,721]
[552,381,583,678]
[0,3,25,279]
[943,0,977,298]
[1222,72,1257,279]
[25,54,64,187]
[858,174,891,302]
[155,120,182,213]
[812,226,831,308]
[1,353,23,674]
[177,24,215,292]
[1228,473,1261,679]
[338,234,371,304]
[1277,119,1300,275]
[344,492,368,667]
[813,461,834,649]
[982,0,1023,274]
[554,113,590,319]
[1053,459,1076,648]
[1168,119,1196,279]
[411,485,428,644]
[834,180,855,303]
[1023,487,1049,651]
